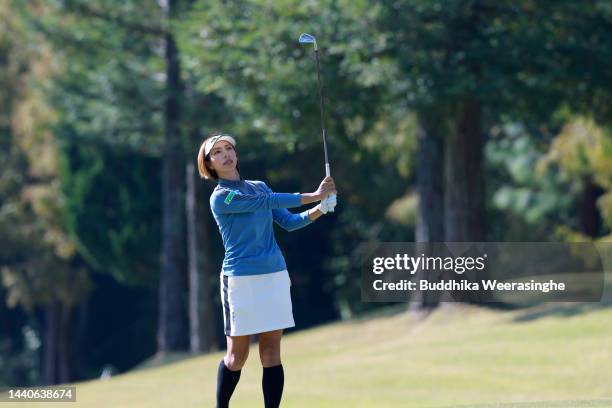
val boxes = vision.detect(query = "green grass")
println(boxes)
[3,302,612,407]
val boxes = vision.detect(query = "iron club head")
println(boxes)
[298,33,317,50]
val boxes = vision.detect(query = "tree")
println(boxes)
[158,0,188,352]
[21,0,191,353]
[0,2,91,384]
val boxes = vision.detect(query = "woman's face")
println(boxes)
[208,140,238,175]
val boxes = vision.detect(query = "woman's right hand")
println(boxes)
[314,176,336,200]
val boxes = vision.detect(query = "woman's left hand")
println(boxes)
[314,176,336,200]
[319,193,337,214]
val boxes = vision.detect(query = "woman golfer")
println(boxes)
[197,134,337,408]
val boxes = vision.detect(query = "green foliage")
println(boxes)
[0,324,41,387]
[486,118,612,241]
[1,1,91,312]
[538,118,612,234]
[14,1,172,288]
[486,125,572,225]
[487,124,574,227]
[179,0,393,152]
[57,140,162,286]
[19,0,167,156]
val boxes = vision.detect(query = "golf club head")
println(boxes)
[298,33,317,50]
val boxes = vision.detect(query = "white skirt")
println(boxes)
[220,269,295,336]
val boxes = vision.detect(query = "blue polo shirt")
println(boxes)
[210,178,313,276]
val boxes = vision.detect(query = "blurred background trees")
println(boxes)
[1,0,611,385]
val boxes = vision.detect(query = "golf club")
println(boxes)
[299,32,335,212]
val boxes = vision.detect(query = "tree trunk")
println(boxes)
[58,304,72,383]
[415,112,445,243]
[158,0,188,352]
[44,301,59,384]
[444,99,485,242]
[578,177,603,237]
[74,295,89,382]
[411,111,445,311]
[43,301,74,384]
[186,162,218,353]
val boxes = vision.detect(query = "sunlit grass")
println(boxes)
[2,302,612,407]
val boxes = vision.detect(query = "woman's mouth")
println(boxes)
[223,159,233,166]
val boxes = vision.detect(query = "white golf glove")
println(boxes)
[319,193,337,214]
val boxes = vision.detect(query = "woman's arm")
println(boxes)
[212,177,337,215]
[211,188,302,214]
[271,204,325,232]
[272,207,311,231]
[307,205,324,221]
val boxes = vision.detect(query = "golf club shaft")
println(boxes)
[314,49,331,177]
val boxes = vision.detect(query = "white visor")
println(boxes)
[204,135,236,156]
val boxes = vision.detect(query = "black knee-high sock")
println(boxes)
[262,364,284,408]
[216,359,241,408]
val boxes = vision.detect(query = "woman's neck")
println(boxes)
[218,169,241,181]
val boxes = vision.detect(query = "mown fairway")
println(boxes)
[2,303,612,408]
